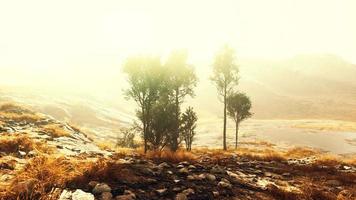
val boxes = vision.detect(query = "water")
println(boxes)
[194,119,356,154]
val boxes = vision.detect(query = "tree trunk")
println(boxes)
[223,85,227,150]
[172,89,180,151]
[142,107,147,153]
[235,121,239,149]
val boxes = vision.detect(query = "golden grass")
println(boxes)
[0,134,54,155]
[0,156,86,200]
[140,149,196,163]
[0,112,42,124]
[96,141,116,151]
[42,124,70,138]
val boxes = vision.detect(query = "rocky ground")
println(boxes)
[0,104,355,200]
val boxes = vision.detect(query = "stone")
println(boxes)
[176,164,185,169]
[88,181,99,190]
[115,190,136,200]
[212,191,219,197]
[179,167,189,175]
[101,192,113,200]
[326,180,342,187]
[18,151,26,157]
[210,165,225,174]
[179,161,189,166]
[115,194,136,200]
[218,179,232,189]
[188,165,196,170]
[282,172,291,177]
[175,193,187,200]
[59,189,95,200]
[93,183,111,194]
[158,162,170,168]
[175,188,194,200]
[155,188,167,196]
[182,188,194,196]
[205,174,216,181]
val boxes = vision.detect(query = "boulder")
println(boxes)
[93,183,111,194]
[59,189,94,200]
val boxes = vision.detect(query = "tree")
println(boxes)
[180,107,197,151]
[148,95,176,151]
[123,56,164,153]
[165,50,197,151]
[116,125,139,148]
[226,92,252,149]
[211,45,239,150]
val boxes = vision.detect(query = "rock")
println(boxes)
[179,167,189,175]
[101,192,113,200]
[218,179,232,189]
[176,164,185,169]
[212,191,219,197]
[179,161,189,166]
[210,165,225,174]
[93,183,111,194]
[88,181,99,190]
[205,174,216,181]
[155,188,167,196]
[158,162,170,168]
[176,188,194,200]
[188,165,196,170]
[342,165,351,170]
[264,172,272,177]
[282,172,291,177]
[18,151,26,157]
[59,189,95,200]
[198,173,206,179]
[115,194,135,200]
[174,179,180,183]
[72,190,95,200]
[58,189,72,200]
[187,175,196,181]
[182,188,194,196]
[175,193,187,200]
[326,179,342,187]
[115,190,136,200]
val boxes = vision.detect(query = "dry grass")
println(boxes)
[0,112,42,124]
[0,156,86,200]
[140,149,196,163]
[0,134,54,155]
[96,141,116,151]
[42,124,70,138]
[285,147,319,159]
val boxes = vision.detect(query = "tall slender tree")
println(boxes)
[180,107,197,151]
[165,50,197,151]
[123,56,164,153]
[226,92,252,149]
[211,45,239,150]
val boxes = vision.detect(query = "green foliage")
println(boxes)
[226,92,252,148]
[180,107,197,151]
[123,56,165,152]
[211,45,239,150]
[117,126,139,148]
[165,50,197,151]
[211,45,239,98]
[123,52,197,152]
[226,92,252,123]
[148,95,176,150]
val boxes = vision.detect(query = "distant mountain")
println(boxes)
[193,54,356,121]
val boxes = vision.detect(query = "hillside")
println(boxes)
[0,104,355,200]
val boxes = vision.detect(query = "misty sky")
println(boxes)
[0,0,355,89]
